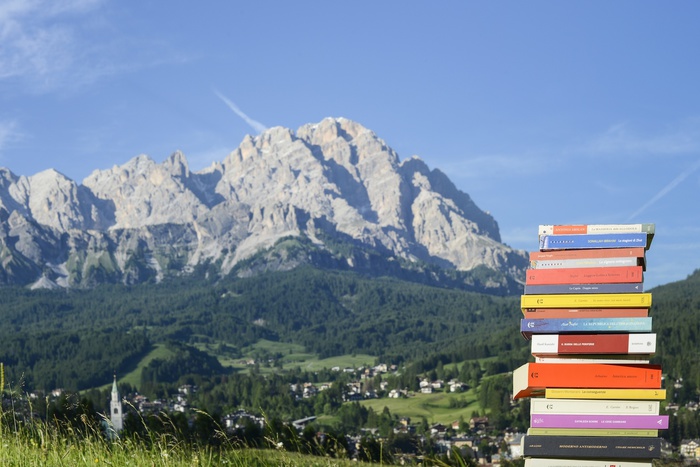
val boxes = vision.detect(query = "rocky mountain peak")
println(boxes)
[0,118,527,292]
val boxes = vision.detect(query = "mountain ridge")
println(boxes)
[0,117,527,292]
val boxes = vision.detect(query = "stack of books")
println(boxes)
[513,223,667,467]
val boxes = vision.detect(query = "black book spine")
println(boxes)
[522,435,662,459]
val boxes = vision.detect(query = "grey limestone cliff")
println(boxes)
[0,117,527,292]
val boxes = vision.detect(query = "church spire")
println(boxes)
[109,372,124,435]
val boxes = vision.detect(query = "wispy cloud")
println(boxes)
[628,157,700,220]
[0,120,22,164]
[432,151,564,183]
[588,119,700,156]
[0,0,188,94]
[0,120,20,149]
[0,0,104,90]
[213,89,268,135]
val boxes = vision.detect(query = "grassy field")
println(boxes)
[285,354,377,372]
[360,389,481,426]
[107,343,176,390]
[0,424,378,467]
[194,338,376,375]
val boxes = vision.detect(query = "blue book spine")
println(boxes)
[521,317,652,339]
[524,283,644,295]
[539,233,648,250]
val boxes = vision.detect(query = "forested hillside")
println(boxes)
[0,266,525,392]
[0,266,697,404]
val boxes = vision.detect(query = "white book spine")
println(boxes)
[531,257,639,269]
[530,398,660,415]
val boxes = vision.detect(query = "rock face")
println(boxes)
[0,118,527,292]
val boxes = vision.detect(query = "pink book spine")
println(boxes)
[530,414,669,429]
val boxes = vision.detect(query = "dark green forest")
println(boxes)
[0,266,526,392]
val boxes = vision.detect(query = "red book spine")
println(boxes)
[513,362,662,399]
[526,266,643,285]
[531,333,656,355]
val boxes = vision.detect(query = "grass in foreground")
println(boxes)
[0,422,374,467]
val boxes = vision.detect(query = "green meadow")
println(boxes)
[359,389,481,426]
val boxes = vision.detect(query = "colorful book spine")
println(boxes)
[521,318,652,339]
[544,388,666,400]
[523,308,649,318]
[538,223,655,236]
[535,356,651,365]
[521,293,652,309]
[527,428,658,438]
[513,363,662,399]
[530,398,660,415]
[524,282,644,295]
[531,256,643,270]
[539,233,648,251]
[529,414,668,429]
[522,435,662,459]
[526,266,644,285]
[530,333,656,355]
[530,247,646,261]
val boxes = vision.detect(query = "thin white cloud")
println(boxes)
[213,89,268,135]
[628,157,700,220]
[0,120,20,150]
[588,119,700,156]
[0,120,22,166]
[0,0,103,87]
[431,151,565,182]
[0,0,186,93]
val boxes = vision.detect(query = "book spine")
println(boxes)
[531,333,656,355]
[524,459,653,467]
[539,233,648,250]
[530,414,668,429]
[522,435,662,459]
[545,388,667,400]
[535,356,651,364]
[524,282,644,295]
[513,363,662,399]
[538,223,655,236]
[530,398,660,415]
[521,318,652,338]
[527,427,658,437]
[521,293,652,309]
[531,257,641,269]
[526,266,643,285]
[530,247,646,261]
[523,308,650,319]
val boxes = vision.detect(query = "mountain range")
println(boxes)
[0,117,527,293]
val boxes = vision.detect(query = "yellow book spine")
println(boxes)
[527,427,658,437]
[545,388,666,400]
[521,293,652,309]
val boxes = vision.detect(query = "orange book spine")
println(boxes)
[513,362,662,399]
[523,308,650,319]
[550,225,588,234]
[525,266,643,285]
[530,247,645,261]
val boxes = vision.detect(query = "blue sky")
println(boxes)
[1,0,699,288]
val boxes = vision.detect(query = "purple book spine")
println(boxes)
[530,414,669,429]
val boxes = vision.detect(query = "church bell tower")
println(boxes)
[110,374,124,433]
